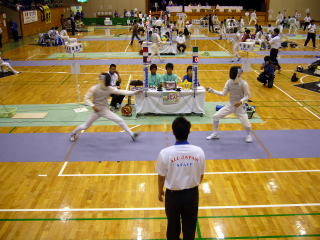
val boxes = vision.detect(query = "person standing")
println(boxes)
[70,15,76,36]
[157,116,205,240]
[108,64,125,111]
[176,31,186,54]
[231,32,241,62]
[269,28,281,72]
[150,29,163,62]
[0,26,2,49]
[303,13,311,31]
[304,20,316,48]
[10,21,19,41]
[70,73,141,142]
[275,11,284,26]
[129,20,142,45]
[206,66,253,143]
[208,14,213,33]
[249,10,257,25]
[288,16,298,34]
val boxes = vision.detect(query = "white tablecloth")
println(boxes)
[135,87,205,115]
[166,6,183,12]
[146,42,177,55]
[184,6,212,12]
[215,6,243,12]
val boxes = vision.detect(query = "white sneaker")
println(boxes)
[206,132,220,140]
[69,134,77,142]
[245,134,253,143]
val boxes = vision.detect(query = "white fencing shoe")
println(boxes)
[206,132,220,140]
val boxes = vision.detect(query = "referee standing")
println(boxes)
[157,117,205,240]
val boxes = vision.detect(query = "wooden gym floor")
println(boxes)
[0,24,319,239]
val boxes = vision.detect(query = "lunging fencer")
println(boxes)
[70,73,142,142]
[206,66,253,143]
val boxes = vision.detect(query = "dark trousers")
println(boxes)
[270,48,281,70]
[177,44,186,53]
[12,30,19,41]
[303,22,310,31]
[130,33,141,44]
[304,33,316,47]
[71,25,76,36]
[165,186,199,240]
[0,34,2,48]
[110,94,125,108]
[209,23,213,32]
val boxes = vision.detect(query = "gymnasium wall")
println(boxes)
[77,0,146,18]
[19,7,69,37]
[0,13,9,44]
[269,0,320,20]
[0,5,21,36]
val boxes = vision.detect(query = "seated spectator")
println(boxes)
[0,57,20,74]
[176,31,186,53]
[182,65,200,87]
[148,64,161,87]
[161,63,178,84]
[257,56,275,88]
[242,29,252,41]
[60,27,70,44]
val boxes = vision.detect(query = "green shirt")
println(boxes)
[161,73,178,83]
[148,73,161,87]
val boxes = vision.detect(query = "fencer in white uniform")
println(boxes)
[150,29,163,62]
[231,32,241,62]
[249,11,257,25]
[70,73,142,142]
[0,57,20,74]
[206,66,252,142]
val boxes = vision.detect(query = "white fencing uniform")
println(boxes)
[275,13,284,26]
[231,32,241,60]
[0,58,19,74]
[288,17,298,34]
[208,78,251,135]
[249,11,257,25]
[72,83,136,137]
[150,32,162,61]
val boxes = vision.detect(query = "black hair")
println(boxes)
[150,64,157,70]
[245,29,251,34]
[166,63,174,70]
[187,65,192,72]
[172,116,191,141]
[229,66,241,80]
[100,73,111,86]
[274,28,280,34]
[109,64,116,69]
[264,56,271,62]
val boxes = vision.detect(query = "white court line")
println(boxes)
[20,71,131,76]
[253,70,320,120]
[299,74,312,84]
[58,162,68,177]
[210,39,232,55]
[58,169,320,177]
[0,203,320,212]
[120,125,142,133]
[125,74,131,90]
[124,41,131,53]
